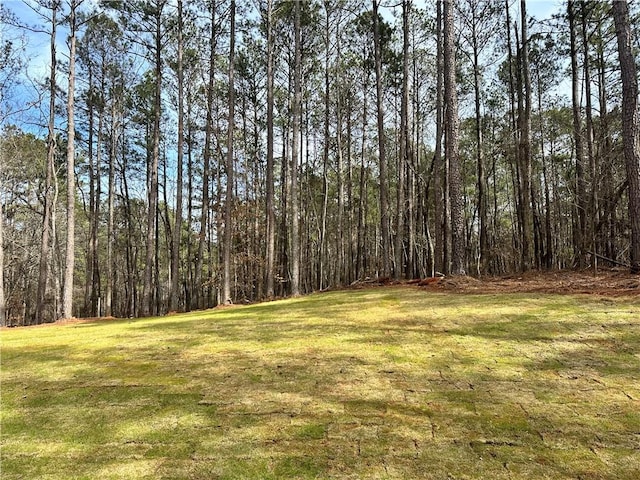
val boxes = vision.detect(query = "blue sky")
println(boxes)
[6,0,566,79]
[3,0,567,135]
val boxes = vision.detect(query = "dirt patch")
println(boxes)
[422,269,640,297]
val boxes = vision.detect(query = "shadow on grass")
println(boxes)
[2,289,639,479]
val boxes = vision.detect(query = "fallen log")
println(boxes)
[587,251,631,269]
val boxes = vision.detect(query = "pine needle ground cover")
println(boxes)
[2,287,639,479]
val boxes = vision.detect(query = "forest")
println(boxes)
[1,0,639,325]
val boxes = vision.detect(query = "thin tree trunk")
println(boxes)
[537,73,553,269]
[408,11,417,279]
[265,0,275,298]
[320,2,330,290]
[52,187,62,319]
[290,0,301,296]
[252,97,261,300]
[505,0,522,272]
[87,60,104,317]
[92,93,103,316]
[357,61,369,280]
[335,15,345,286]
[434,0,446,275]
[84,66,95,317]
[213,144,222,305]
[279,125,289,297]
[37,2,58,324]
[612,0,640,273]
[412,22,424,277]
[336,99,345,286]
[471,12,488,275]
[141,3,163,316]
[346,93,354,284]
[186,100,194,308]
[569,0,587,268]
[518,0,533,271]
[196,4,216,309]
[303,106,313,291]
[106,97,118,317]
[596,21,613,260]
[120,124,135,316]
[223,0,235,305]
[62,0,76,318]
[395,0,410,280]
[0,201,5,326]
[581,0,596,265]
[160,149,172,311]
[170,0,184,312]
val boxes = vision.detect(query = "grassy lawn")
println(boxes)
[1,287,639,479]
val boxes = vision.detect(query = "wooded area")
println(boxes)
[1,0,639,325]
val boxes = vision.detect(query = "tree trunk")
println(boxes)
[471,11,488,275]
[106,97,118,317]
[612,0,640,273]
[357,54,369,280]
[63,0,78,320]
[84,66,95,317]
[252,97,261,300]
[505,0,521,272]
[120,127,135,316]
[395,0,410,280]
[213,149,222,305]
[186,101,194,308]
[0,201,5,326]
[537,73,553,269]
[568,0,587,268]
[92,92,103,316]
[336,93,345,287]
[265,0,275,298]
[346,93,354,284]
[37,2,58,324]
[170,0,184,312]
[279,124,289,298]
[434,0,446,275]
[409,18,418,279]
[141,3,163,316]
[290,0,301,296]
[160,150,171,312]
[373,0,390,277]
[412,22,424,278]
[596,20,614,261]
[581,0,596,265]
[196,4,216,309]
[223,0,235,305]
[518,0,533,271]
[320,2,330,290]
[335,18,345,286]
[443,0,465,275]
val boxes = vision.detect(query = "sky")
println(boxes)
[527,0,564,18]
[5,0,567,76]
[2,0,568,135]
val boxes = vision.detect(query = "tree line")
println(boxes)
[1,0,639,326]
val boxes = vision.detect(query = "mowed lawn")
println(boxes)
[1,287,639,479]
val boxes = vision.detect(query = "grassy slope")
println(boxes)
[1,287,639,479]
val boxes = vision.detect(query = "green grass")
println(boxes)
[1,287,639,479]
